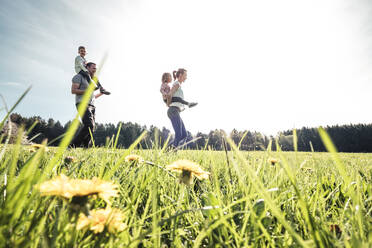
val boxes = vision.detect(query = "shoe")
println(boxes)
[188,102,198,108]
[100,88,111,95]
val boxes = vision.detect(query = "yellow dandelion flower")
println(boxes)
[124,154,144,163]
[268,158,278,165]
[107,208,126,233]
[166,159,210,185]
[29,148,37,153]
[76,208,126,234]
[90,178,120,205]
[38,174,70,197]
[89,209,107,234]
[31,143,49,151]
[76,213,90,231]
[38,175,119,205]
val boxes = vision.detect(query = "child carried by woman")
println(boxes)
[160,72,197,107]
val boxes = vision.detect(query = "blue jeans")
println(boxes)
[167,106,187,147]
[72,104,95,148]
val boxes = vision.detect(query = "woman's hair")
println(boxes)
[161,72,172,83]
[173,68,187,80]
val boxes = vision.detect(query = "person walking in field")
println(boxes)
[166,68,196,148]
[75,46,111,95]
[160,72,197,107]
[71,62,105,148]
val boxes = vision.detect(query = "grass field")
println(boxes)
[0,138,371,247]
[1,87,371,247]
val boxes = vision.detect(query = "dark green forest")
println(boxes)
[3,113,372,152]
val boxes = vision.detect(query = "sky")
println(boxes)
[1,0,372,136]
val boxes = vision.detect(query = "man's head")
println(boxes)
[78,46,86,57]
[86,62,96,76]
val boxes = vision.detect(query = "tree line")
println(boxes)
[3,113,372,152]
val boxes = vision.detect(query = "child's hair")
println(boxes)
[78,46,85,51]
[162,72,172,83]
[173,68,187,80]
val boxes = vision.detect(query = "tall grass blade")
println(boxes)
[318,127,350,185]
[0,86,31,131]
[114,122,122,149]
[224,136,310,247]
[237,131,248,150]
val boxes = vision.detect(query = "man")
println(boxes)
[75,46,111,95]
[71,62,104,148]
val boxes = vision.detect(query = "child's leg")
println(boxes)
[96,80,111,95]
[171,97,198,108]
[79,70,101,90]
[171,97,189,105]
[79,70,91,82]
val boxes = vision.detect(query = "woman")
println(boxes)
[167,68,196,147]
[160,72,196,106]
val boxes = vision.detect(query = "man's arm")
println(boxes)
[71,83,85,95]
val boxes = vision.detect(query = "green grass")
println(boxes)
[1,68,371,247]
[0,143,371,247]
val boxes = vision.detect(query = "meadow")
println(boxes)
[0,138,371,247]
[0,83,371,247]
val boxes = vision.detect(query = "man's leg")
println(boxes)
[71,129,82,147]
[71,104,86,147]
[81,106,95,148]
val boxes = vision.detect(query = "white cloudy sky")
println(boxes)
[1,0,372,135]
